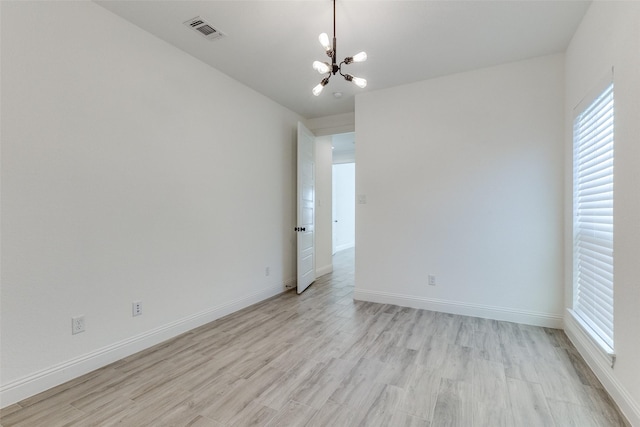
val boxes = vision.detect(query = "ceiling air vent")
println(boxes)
[184,16,224,41]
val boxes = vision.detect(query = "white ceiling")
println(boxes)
[95,0,590,119]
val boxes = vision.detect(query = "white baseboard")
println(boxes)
[564,312,639,427]
[316,263,333,277]
[0,284,285,408]
[353,289,563,328]
[284,277,296,289]
[335,242,354,252]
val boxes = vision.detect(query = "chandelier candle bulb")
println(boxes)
[319,33,331,52]
[313,77,329,96]
[345,51,368,64]
[313,61,331,74]
[343,74,367,88]
[352,76,367,88]
[352,51,367,62]
[312,83,324,96]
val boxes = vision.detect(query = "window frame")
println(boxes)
[570,73,615,363]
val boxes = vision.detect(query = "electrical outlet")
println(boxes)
[428,275,436,286]
[72,315,85,335]
[132,301,142,317]
[265,266,270,276]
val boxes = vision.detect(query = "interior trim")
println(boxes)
[564,312,638,427]
[0,284,285,408]
[353,288,563,328]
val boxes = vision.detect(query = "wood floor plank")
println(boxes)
[305,400,365,427]
[501,340,540,383]
[116,387,193,426]
[521,326,560,362]
[0,404,22,419]
[544,327,573,349]
[188,374,247,416]
[506,378,555,426]
[264,400,316,427]
[66,396,140,427]
[289,357,356,409]
[534,356,591,406]
[440,344,474,381]
[11,367,107,409]
[583,386,630,427]
[228,344,293,379]
[472,358,509,427]
[431,378,473,427]
[5,403,84,427]
[454,321,475,348]
[199,367,282,423]
[339,331,381,361]
[432,313,463,344]
[183,415,223,427]
[0,248,628,427]
[225,400,277,427]
[1,395,80,426]
[416,335,449,370]
[473,331,504,363]
[497,320,527,348]
[560,346,603,388]
[396,365,441,420]
[329,374,376,409]
[387,411,431,427]
[357,383,404,427]
[547,398,603,427]
[256,358,326,410]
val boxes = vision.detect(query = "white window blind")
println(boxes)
[573,82,614,352]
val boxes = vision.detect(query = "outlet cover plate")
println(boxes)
[132,301,142,317]
[72,315,85,334]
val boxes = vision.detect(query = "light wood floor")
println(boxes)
[1,248,629,426]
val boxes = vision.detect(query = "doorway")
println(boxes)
[331,132,356,257]
[332,163,355,254]
[311,131,355,280]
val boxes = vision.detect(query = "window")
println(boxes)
[573,82,614,354]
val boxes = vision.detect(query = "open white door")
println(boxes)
[296,122,315,294]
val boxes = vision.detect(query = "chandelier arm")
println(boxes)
[337,60,347,77]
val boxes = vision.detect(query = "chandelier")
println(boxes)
[312,0,367,96]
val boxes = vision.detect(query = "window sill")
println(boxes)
[567,309,616,368]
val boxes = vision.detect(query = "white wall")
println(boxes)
[315,136,333,276]
[563,2,640,424]
[354,54,565,327]
[0,1,301,405]
[332,163,355,252]
[306,112,355,136]
[332,150,356,165]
